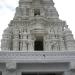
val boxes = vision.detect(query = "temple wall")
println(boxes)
[0,63,74,75]
[0,51,74,75]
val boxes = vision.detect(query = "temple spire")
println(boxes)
[14,0,59,19]
[1,0,75,51]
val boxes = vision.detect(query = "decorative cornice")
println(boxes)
[0,51,75,63]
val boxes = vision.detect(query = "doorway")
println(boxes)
[34,38,44,51]
[34,39,43,51]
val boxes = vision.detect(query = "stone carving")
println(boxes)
[1,0,75,51]
[6,62,16,71]
[1,1,75,75]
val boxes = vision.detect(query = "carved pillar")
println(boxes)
[50,34,58,51]
[13,39,19,51]
[23,8,27,16]
[22,41,27,51]
[22,32,27,51]
[27,34,34,51]
[45,40,50,51]
[30,8,34,16]
[55,32,64,51]
[59,38,65,51]
[13,30,19,51]
[44,40,46,51]
[44,35,50,51]
[28,40,34,52]
[1,38,11,50]
[50,40,57,51]
[49,40,57,51]
[1,29,12,51]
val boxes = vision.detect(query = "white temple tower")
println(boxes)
[1,0,75,51]
[0,0,75,75]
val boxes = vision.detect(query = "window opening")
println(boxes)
[34,9,40,16]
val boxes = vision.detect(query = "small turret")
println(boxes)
[64,25,75,50]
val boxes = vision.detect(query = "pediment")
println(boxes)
[29,17,49,36]
[29,17,49,26]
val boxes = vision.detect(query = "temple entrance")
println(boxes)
[22,72,63,75]
[34,40,43,51]
[34,37,43,51]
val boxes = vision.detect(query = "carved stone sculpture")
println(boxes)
[1,0,75,51]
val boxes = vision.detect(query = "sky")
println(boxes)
[0,0,75,47]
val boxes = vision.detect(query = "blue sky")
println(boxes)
[0,0,75,45]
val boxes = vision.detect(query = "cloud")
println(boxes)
[54,0,75,38]
[0,0,19,40]
[0,0,19,11]
[0,0,19,49]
